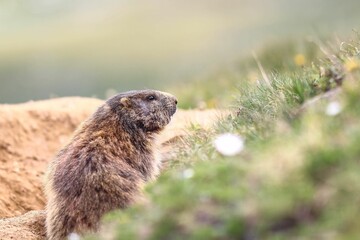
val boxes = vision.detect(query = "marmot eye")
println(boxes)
[147,95,156,101]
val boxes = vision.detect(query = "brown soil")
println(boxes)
[0,97,226,239]
[0,210,46,240]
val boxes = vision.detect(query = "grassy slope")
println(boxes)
[88,35,360,239]
[172,38,320,109]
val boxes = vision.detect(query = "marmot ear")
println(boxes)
[120,97,131,107]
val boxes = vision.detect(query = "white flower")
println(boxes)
[68,233,81,240]
[182,168,194,179]
[214,133,244,156]
[326,101,342,116]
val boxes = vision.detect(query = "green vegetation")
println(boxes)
[173,38,321,109]
[88,34,360,239]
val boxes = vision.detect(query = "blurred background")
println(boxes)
[1,0,360,103]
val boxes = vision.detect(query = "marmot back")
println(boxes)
[45,90,177,240]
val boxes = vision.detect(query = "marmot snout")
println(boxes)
[45,90,177,240]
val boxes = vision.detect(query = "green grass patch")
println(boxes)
[87,34,360,239]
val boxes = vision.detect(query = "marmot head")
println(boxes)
[107,90,177,132]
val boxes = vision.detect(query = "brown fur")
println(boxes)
[45,90,177,240]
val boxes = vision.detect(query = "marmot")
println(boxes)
[45,90,177,240]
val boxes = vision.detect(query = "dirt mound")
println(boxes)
[0,210,46,240]
[0,97,226,239]
[0,97,103,218]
